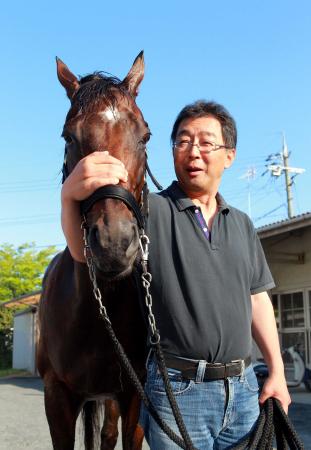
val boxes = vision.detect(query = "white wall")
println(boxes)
[262,226,311,292]
[12,310,36,374]
[259,226,311,365]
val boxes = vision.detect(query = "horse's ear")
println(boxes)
[122,51,145,97]
[56,57,80,100]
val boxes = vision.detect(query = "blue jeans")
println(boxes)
[139,355,260,449]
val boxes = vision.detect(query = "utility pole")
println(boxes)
[240,167,256,218]
[282,134,294,218]
[263,134,305,219]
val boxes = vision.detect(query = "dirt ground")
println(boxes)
[0,376,149,450]
[0,376,310,449]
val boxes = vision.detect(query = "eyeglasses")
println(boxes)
[173,139,231,154]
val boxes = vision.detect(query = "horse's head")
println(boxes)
[57,52,150,280]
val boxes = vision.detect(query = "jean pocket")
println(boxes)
[151,367,194,396]
[243,367,259,393]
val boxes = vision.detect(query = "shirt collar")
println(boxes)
[167,181,230,214]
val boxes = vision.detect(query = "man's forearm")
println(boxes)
[251,291,284,374]
[61,198,85,263]
[251,291,291,411]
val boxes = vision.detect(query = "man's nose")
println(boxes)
[188,142,201,157]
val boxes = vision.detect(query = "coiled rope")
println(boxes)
[101,316,304,449]
[233,397,304,449]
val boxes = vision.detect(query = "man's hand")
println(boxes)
[251,291,292,414]
[62,151,128,203]
[259,372,291,414]
[61,151,127,262]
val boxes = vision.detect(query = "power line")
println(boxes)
[0,213,58,222]
[0,213,59,227]
[262,133,305,218]
[31,243,66,249]
[254,203,286,223]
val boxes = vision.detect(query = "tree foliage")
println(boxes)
[0,242,56,302]
[0,242,57,368]
[0,242,57,331]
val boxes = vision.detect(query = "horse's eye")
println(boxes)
[141,133,151,144]
[63,134,73,145]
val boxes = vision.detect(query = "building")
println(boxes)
[2,291,41,374]
[4,213,311,375]
[258,212,311,369]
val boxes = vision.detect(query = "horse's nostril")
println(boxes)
[121,237,130,251]
[89,226,99,246]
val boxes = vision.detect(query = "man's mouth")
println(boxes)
[186,167,203,176]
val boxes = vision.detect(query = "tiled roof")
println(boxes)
[257,211,311,237]
[1,290,41,308]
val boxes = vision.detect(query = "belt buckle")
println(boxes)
[230,359,244,376]
[206,362,222,367]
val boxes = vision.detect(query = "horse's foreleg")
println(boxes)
[44,375,83,450]
[120,393,144,450]
[100,399,120,450]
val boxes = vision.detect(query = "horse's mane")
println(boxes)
[74,72,129,112]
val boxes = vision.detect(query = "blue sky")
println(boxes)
[1,0,310,249]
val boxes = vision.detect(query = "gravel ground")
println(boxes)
[0,376,149,450]
[0,376,310,449]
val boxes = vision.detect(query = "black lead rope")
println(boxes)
[99,313,305,450]
[153,338,305,449]
[146,160,163,191]
[232,398,305,450]
[76,162,304,449]
[101,319,196,449]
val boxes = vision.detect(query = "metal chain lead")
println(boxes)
[81,216,159,341]
[81,217,111,324]
[139,230,160,344]
[80,217,196,448]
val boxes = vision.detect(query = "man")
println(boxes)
[61,101,291,449]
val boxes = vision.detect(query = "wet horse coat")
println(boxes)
[37,53,149,450]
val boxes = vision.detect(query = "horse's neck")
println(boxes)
[73,261,134,311]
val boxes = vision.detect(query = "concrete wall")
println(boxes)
[261,226,311,292]
[12,310,37,374]
[259,225,311,366]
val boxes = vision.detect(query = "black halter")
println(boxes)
[80,185,146,229]
[62,149,162,229]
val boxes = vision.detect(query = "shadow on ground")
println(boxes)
[0,376,44,392]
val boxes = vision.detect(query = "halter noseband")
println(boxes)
[62,150,162,229]
[80,185,145,229]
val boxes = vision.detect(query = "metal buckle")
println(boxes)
[225,359,245,377]
[231,359,245,376]
[240,359,245,376]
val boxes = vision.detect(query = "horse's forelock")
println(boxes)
[73,72,130,112]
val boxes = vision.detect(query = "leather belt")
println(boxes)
[163,354,252,381]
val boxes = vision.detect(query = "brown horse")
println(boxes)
[37,53,150,450]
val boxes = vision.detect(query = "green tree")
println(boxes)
[0,242,57,369]
[0,242,57,330]
[0,242,57,368]
[0,242,57,301]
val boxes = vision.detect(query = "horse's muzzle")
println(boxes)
[88,220,139,279]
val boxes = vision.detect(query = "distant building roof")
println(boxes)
[1,291,41,309]
[257,212,311,239]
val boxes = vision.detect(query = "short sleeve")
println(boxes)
[250,229,275,294]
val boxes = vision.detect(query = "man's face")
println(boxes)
[173,116,235,197]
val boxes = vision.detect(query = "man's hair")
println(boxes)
[170,100,237,148]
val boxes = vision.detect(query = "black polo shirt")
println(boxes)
[146,181,275,363]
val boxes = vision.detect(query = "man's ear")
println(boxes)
[122,51,144,98]
[56,57,80,100]
[224,148,236,169]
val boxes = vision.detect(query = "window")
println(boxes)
[280,292,304,328]
[271,294,279,328]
